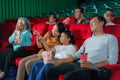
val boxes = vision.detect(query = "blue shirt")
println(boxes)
[9,30,32,51]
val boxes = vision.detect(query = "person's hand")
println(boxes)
[80,60,93,69]
[48,60,61,66]
[62,17,70,24]
[37,53,42,58]
[15,25,20,31]
[14,39,21,44]
[34,30,40,36]
[33,30,43,41]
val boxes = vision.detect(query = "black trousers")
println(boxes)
[0,48,32,75]
[45,62,99,80]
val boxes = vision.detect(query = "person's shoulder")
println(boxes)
[105,22,116,26]
[68,44,76,48]
[105,34,117,40]
[22,29,31,34]
[82,19,89,24]
[44,31,51,36]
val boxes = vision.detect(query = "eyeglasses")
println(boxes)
[104,13,113,17]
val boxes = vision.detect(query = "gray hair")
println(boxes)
[18,17,31,31]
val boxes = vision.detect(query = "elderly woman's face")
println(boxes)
[16,19,24,31]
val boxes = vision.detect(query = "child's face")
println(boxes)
[60,33,70,44]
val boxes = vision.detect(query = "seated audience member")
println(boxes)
[0,17,32,79]
[46,13,58,24]
[104,8,116,26]
[63,7,89,24]
[45,15,118,80]
[16,22,65,80]
[28,30,76,80]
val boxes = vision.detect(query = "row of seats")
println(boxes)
[0,16,120,80]
[0,16,120,52]
[83,1,120,17]
[40,1,120,18]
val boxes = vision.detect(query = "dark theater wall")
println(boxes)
[0,0,77,22]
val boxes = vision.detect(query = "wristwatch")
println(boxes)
[93,63,98,70]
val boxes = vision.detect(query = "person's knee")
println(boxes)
[45,67,53,77]
[25,60,32,69]
[64,72,73,80]
[44,63,53,68]
[19,58,27,66]
[19,60,24,67]
[45,67,59,80]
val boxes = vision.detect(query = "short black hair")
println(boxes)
[56,22,65,33]
[94,15,107,27]
[55,22,66,43]
[105,8,115,17]
[76,7,84,13]
[63,29,75,45]
[49,13,58,22]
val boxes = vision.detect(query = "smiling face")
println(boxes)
[74,9,83,20]
[16,19,25,31]
[51,24,60,37]
[59,32,70,44]
[90,17,104,32]
[49,14,56,23]
[104,10,114,22]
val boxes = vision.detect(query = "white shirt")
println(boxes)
[105,22,116,26]
[54,45,76,59]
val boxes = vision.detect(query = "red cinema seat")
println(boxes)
[0,23,16,51]
[112,17,120,24]
[69,24,92,48]
[48,24,55,32]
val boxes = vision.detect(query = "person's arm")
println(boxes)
[18,30,32,47]
[80,60,109,69]
[33,30,42,48]
[62,17,70,24]
[48,54,75,66]
[9,30,16,44]
[40,39,50,51]
[107,35,118,64]
[36,35,42,48]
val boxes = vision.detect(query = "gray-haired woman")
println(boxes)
[0,17,32,79]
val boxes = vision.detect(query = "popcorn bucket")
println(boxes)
[42,51,52,64]
[15,31,20,39]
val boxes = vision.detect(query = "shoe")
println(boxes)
[0,72,6,79]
